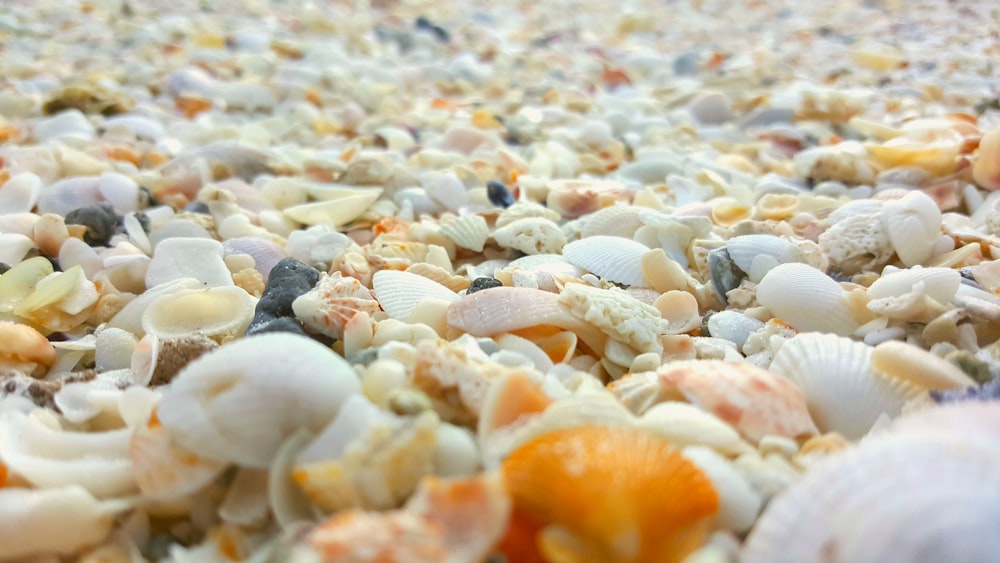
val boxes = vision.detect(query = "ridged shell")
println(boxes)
[580,204,645,239]
[866,266,959,303]
[222,237,288,279]
[880,191,941,266]
[141,285,257,342]
[440,214,490,252]
[292,272,381,339]
[725,235,805,282]
[743,432,1000,563]
[562,236,650,287]
[499,424,719,563]
[405,262,470,292]
[373,270,460,320]
[769,333,920,439]
[284,188,382,227]
[155,333,362,468]
[756,263,861,336]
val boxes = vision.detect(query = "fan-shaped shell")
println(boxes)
[769,333,920,439]
[580,205,645,239]
[142,285,257,342]
[284,188,382,227]
[440,214,490,252]
[562,236,650,287]
[499,424,719,563]
[725,235,805,282]
[880,191,942,266]
[373,270,460,320]
[155,333,361,468]
[743,433,1000,563]
[756,263,862,336]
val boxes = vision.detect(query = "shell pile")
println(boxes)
[1,0,999,561]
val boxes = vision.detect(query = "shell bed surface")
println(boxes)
[0,0,998,561]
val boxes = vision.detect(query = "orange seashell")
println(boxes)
[478,371,553,438]
[500,425,718,563]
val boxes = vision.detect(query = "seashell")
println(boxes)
[0,233,36,269]
[819,212,895,274]
[545,179,632,219]
[0,409,137,497]
[579,204,645,239]
[0,321,56,377]
[405,262,470,292]
[128,408,228,499]
[792,143,875,185]
[867,266,959,305]
[155,333,361,467]
[432,422,479,478]
[972,127,1000,191]
[36,176,103,217]
[269,429,316,527]
[107,277,203,336]
[440,213,490,252]
[756,263,862,336]
[284,188,382,227]
[645,361,818,443]
[653,290,702,334]
[743,432,1000,563]
[682,446,762,534]
[492,217,567,255]
[0,172,41,214]
[0,486,131,561]
[725,235,806,283]
[33,109,95,142]
[495,201,562,229]
[94,327,138,372]
[866,127,964,176]
[292,271,381,339]
[97,172,139,213]
[222,237,288,279]
[871,340,977,390]
[13,265,99,331]
[292,395,438,512]
[142,285,257,342]
[637,402,754,456]
[769,333,921,439]
[880,191,942,267]
[706,311,764,349]
[300,473,510,563]
[219,468,271,526]
[499,424,718,563]
[562,236,650,287]
[373,270,459,320]
[145,237,233,288]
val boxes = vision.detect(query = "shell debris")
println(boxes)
[0,0,997,560]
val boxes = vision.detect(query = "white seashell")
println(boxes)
[439,214,490,252]
[36,176,103,216]
[0,486,131,560]
[871,340,977,390]
[880,191,941,266]
[101,114,167,141]
[706,311,764,348]
[107,277,202,335]
[145,237,233,288]
[269,429,316,527]
[97,172,139,213]
[562,236,650,287]
[53,378,123,425]
[142,285,257,342]
[637,402,753,456]
[148,219,214,247]
[94,327,138,372]
[421,171,469,211]
[156,333,361,467]
[0,410,136,498]
[284,188,382,227]
[867,266,959,304]
[33,109,95,142]
[0,172,41,215]
[494,333,554,373]
[682,446,762,534]
[769,333,920,439]
[219,468,271,526]
[726,235,806,282]
[492,217,567,255]
[756,263,862,336]
[432,422,479,478]
[579,204,645,239]
[0,233,36,265]
[128,409,228,499]
[373,270,459,320]
[743,433,1000,563]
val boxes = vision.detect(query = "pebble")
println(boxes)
[467,276,503,295]
[64,202,118,247]
[246,257,321,336]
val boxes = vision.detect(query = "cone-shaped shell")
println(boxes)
[500,424,718,563]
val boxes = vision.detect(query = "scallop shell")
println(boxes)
[373,270,460,320]
[440,214,490,252]
[499,424,719,563]
[725,235,805,282]
[743,432,1000,563]
[579,204,645,239]
[141,285,257,342]
[756,263,862,336]
[155,333,362,468]
[284,187,382,227]
[405,262,470,292]
[880,190,942,266]
[867,266,959,304]
[562,236,651,287]
[769,333,920,439]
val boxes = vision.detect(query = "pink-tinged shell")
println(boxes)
[652,361,818,443]
[222,237,288,279]
[292,272,381,340]
[545,179,632,219]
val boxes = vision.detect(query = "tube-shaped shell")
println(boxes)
[756,263,862,336]
[499,424,719,563]
[769,333,920,439]
[562,236,650,287]
[155,333,361,467]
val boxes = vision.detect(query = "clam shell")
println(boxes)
[293,272,381,339]
[145,237,233,288]
[756,263,862,336]
[562,236,650,287]
[142,285,257,342]
[682,446,763,534]
[107,277,203,336]
[579,204,645,239]
[0,233,36,265]
[373,270,459,320]
[0,172,41,214]
[871,340,977,390]
[439,214,490,252]
[637,402,753,456]
[155,333,361,468]
[866,266,959,304]
[725,235,805,282]
[284,187,382,227]
[880,191,941,266]
[769,333,920,439]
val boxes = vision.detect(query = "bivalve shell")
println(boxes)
[142,285,257,342]
[756,263,862,336]
[373,270,460,320]
[880,191,942,267]
[562,236,650,287]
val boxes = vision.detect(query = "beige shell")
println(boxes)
[562,235,650,287]
[141,285,257,342]
[880,191,942,267]
[439,213,490,252]
[638,402,754,456]
[972,127,1000,190]
[579,204,645,239]
[405,262,471,292]
[769,333,921,439]
[558,283,671,354]
[284,187,382,227]
[491,217,567,255]
[871,340,977,390]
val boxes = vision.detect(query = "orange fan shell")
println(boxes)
[500,425,719,563]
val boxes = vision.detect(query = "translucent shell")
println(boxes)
[500,424,719,563]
